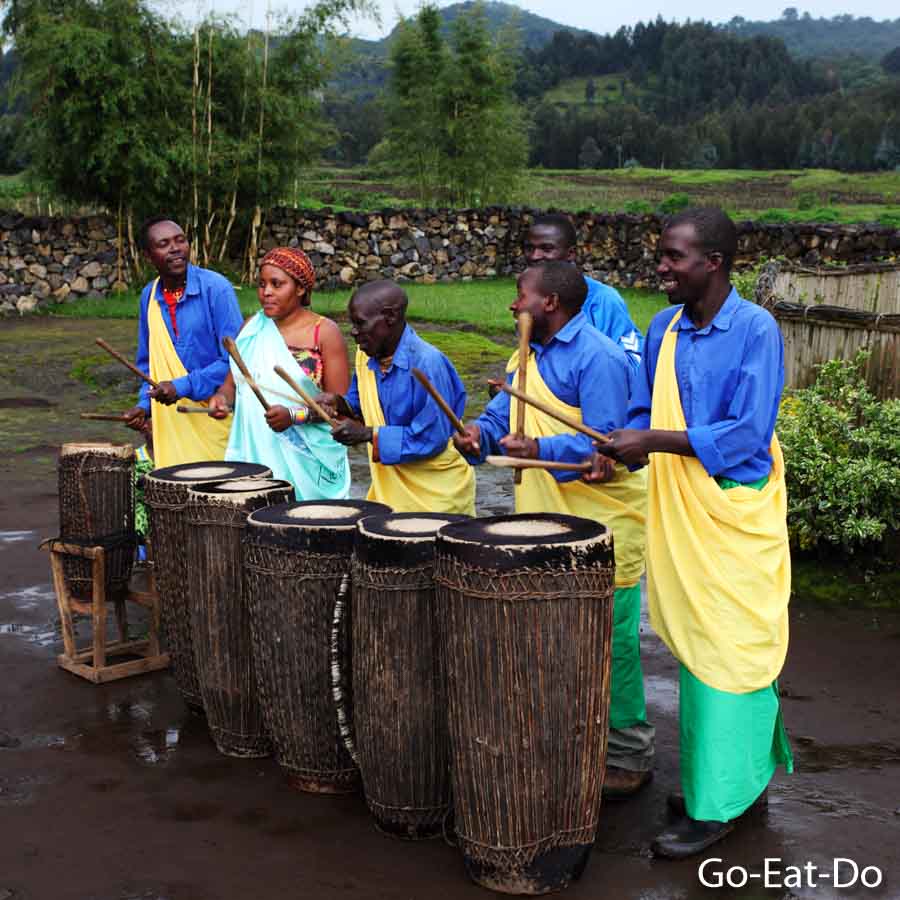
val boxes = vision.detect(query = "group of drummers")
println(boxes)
[121,206,792,861]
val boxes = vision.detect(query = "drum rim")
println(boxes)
[146,461,272,484]
[437,512,610,549]
[59,442,134,458]
[357,512,471,542]
[247,499,391,529]
[186,477,293,500]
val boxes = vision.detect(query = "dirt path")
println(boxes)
[1,319,898,899]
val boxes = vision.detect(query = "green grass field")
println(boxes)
[48,278,668,337]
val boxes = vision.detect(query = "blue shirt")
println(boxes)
[135,264,244,412]
[582,275,644,371]
[473,312,633,482]
[626,288,784,482]
[346,325,468,466]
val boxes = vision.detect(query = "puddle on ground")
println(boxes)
[1,584,56,612]
[644,674,678,716]
[0,530,36,545]
[793,736,900,773]
[0,621,61,647]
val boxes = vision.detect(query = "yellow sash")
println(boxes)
[507,352,647,588]
[646,309,790,693]
[355,349,475,515]
[147,279,230,468]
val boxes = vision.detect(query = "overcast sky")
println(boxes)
[176,0,899,40]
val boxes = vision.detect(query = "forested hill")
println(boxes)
[723,11,900,59]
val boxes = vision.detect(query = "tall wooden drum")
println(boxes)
[145,461,272,712]
[57,443,135,600]
[186,477,293,757]
[243,499,391,793]
[435,514,615,895]
[352,512,469,839]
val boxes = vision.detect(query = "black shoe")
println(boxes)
[651,817,735,859]
[666,789,768,818]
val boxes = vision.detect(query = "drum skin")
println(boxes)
[145,461,272,712]
[352,513,469,839]
[434,514,615,895]
[186,477,293,758]
[57,443,135,600]
[242,500,390,793]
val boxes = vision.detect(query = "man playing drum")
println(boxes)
[124,217,243,467]
[597,207,792,858]
[316,280,475,515]
[453,261,655,795]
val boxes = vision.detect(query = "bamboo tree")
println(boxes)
[191,21,200,263]
[245,0,270,282]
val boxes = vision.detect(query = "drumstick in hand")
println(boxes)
[80,412,131,422]
[273,366,337,428]
[513,312,532,485]
[499,382,610,445]
[222,337,270,411]
[177,404,226,415]
[486,455,591,474]
[95,338,159,389]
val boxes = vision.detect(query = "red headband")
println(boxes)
[261,247,316,293]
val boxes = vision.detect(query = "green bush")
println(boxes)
[658,192,691,214]
[808,205,840,222]
[777,351,900,558]
[623,199,653,215]
[758,208,792,223]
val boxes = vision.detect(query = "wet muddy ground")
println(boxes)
[1,318,899,899]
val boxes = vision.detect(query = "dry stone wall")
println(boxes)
[1,206,898,314]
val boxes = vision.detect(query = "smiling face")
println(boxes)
[523,224,575,265]
[144,220,189,282]
[656,222,721,304]
[257,264,305,320]
[510,267,555,343]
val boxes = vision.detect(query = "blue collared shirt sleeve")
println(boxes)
[686,314,784,477]
[135,287,153,413]
[470,376,514,464]
[170,278,244,401]
[536,349,630,482]
[345,373,362,418]
[377,354,462,465]
[582,278,644,370]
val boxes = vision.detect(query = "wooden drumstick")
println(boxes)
[499,381,610,445]
[272,365,337,428]
[486,455,591,473]
[411,368,466,435]
[513,311,532,485]
[222,336,270,411]
[80,412,130,422]
[177,404,226,415]
[95,338,159,389]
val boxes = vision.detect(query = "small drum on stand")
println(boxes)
[144,462,272,713]
[351,512,469,839]
[242,499,391,793]
[186,477,293,758]
[435,514,615,895]
[57,443,135,599]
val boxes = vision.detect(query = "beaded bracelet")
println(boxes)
[292,406,309,426]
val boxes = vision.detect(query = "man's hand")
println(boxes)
[582,451,617,484]
[453,424,482,457]
[265,405,293,433]
[149,381,179,405]
[597,429,650,468]
[124,406,146,432]
[499,433,539,460]
[331,419,373,447]
[207,393,232,419]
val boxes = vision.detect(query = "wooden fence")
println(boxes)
[755,262,900,399]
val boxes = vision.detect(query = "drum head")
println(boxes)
[148,461,271,484]
[190,477,292,499]
[59,442,133,460]
[248,500,392,530]
[358,512,470,542]
[436,513,613,572]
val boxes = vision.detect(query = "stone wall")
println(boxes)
[1,206,898,314]
[0,211,126,315]
[260,207,900,291]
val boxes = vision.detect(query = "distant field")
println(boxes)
[48,278,666,338]
[542,74,646,107]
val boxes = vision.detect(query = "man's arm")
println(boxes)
[134,291,152,413]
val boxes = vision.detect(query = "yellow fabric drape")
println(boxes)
[506,351,647,588]
[646,309,790,694]
[147,280,230,468]
[355,349,475,515]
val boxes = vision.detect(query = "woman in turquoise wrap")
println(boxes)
[210,247,351,500]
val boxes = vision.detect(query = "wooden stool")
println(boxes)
[43,539,169,684]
